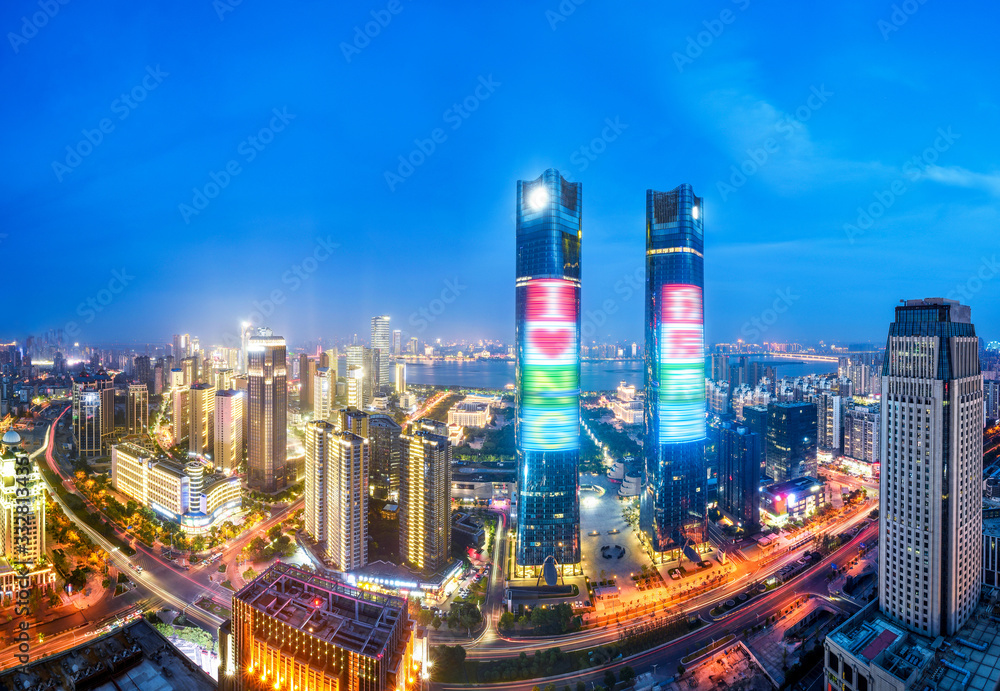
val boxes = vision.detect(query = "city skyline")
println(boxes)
[4,4,1000,347]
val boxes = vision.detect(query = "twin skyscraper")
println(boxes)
[513,168,707,578]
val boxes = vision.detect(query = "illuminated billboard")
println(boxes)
[659,284,705,443]
[520,278,579,451]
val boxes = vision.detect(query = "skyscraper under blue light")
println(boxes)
[514,168,582,577]
[641,184,708,561]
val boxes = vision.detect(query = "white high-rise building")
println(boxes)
[313,367,333,421]
[371,316,391,391]
[214,389,244,474]
[346,365,363,409]
[879,298,982,637]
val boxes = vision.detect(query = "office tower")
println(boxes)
[188,383,216,456]
[181,356,198,385]
[369,414,402,493]
[74,379,102,458]
[363,347,381,405]
[247,328,287,493]
[95,369,114,448]
[214,389,244,474]
[233,375,249,460]
[408,336,418,354]
[717,421,761,533]
[765,402,817,482]
[985,379,1000,423]
[298,353,312,413]
[640,184,708,560]
[172,333,188,360]
[843,403,880,466]
[346,366,364,409]
[346,345,364,373]
[313,367,333,420]
[218,562,414,691]
[400,419,451,573]
[127,383,148,436]
[0,431,46,562]
[817,392,843,452]
[879,298,982,636]
[133,355,152,389]
[392,329,402,356]
[171,385,190,446]
[304,420,334,547]
[710,354,729,382]
[326,431,368,570]
[394,362,406,394]
[514,169,582,575]
[371,315,392,390]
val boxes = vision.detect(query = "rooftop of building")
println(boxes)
[764,476,824,495]
[0,618,216,691]
[829,599,1000,690]
[234,562,409,660]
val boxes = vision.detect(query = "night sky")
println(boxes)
[3,1,998,348]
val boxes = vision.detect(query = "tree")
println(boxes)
[576,683,586,691]
[619,666,635,683]
[431,616,442,630]
[604,670,617,689]
[417,610,434,627]
[498,611,516,632]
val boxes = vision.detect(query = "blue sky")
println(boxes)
[2,0,998,348]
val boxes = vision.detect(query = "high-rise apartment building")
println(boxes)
[298,353,313,413]
[640,184,708,561]
[878,298,982,636]
[408,336,418,355]
[346,366,363,409]
[247,329,287,493]
[218,562,414,691]
[181,356,198,386]
[717,421,761,533]
[817,392,843,452]
[326,431,368,571]
[514,169,582,576]
[127,383,148,436]
[765,402,817,482]
[0,432,46,563]
[304,420,333,548]
[371,315,392,390]
[214,389,244,474]
[171,384,190,447]
[400,419,451,573]
[313,367,333,421]
[394,362,406,394]
[188,383,216,457]
[843,403,880,467]
[392,329,402,356]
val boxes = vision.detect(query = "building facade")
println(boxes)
[640,184,708,561]
[188,382,216,457]
[765,402,817,482]
[371,315,392,391]
[214,389,244,474]
[127,383,148,436]
[247,329,287,493]
[717,421,761,533]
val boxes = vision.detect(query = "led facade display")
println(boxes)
[520,278,580,452]
[659,284,705,442]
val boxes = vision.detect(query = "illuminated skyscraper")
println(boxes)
[247,329,287,493]
[391,329,402,356]
[189,382,216,457]
[127,383,148,436]
[371,315,392,390]
[514,168,582,576]
[313,367,333,420]
[640,184,708,561]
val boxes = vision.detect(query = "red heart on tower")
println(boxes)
[531,328,570,357]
